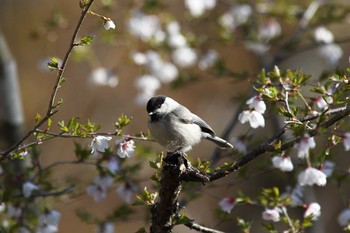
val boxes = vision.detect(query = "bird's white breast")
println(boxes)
[148,117,202,152]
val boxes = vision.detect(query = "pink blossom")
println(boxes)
[218,197,235,213]
[262,208,281,222]
[116,138,135,158]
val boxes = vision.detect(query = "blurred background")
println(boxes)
[1,0,350,232]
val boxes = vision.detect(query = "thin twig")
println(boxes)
[0,1,95,160]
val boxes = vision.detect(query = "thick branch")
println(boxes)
[184,221,226,233]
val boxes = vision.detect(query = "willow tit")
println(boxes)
[147,95,233,152]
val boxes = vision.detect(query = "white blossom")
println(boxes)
[321,160,335,177]
[90,136,112,154]
[87,175,114,202]
[36,210,61,233]
[258,19,281,42]
[272,156,294,172]
[166,21,181,35]
[154,62,179,84]
[7,204,22,218]
[246,96,266,114]
[90,68,119,88]
[103,19,116,30]
[338,208,350,227]
[128,11,163,42]
[304,202,321,221]
[185,0,216,17]
[289,185,304,206]
[116,182,136,203]
[172,46,197,68]
[312,96,328,109]
[317,43,343,67]
[116,138,135,158]
[244,42,271,55]
[342,132,350,151]
[96,222,115,233]
[314,27,334,44]
[135,74,161,93]
[218,197,235,213]
[230,137,247,154]
[198,49,218,70]
[262,208,281,222]
[238,110,265,128]
[298,167,327,186]
[294,134,316,159]
[132,52,147,65]
[219,4,252,31]
[22,181,39,197]
[167,33,187,48]
[107,157,120,174]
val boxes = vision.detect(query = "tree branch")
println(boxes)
[209,105,350,181]
[0,0,95,160]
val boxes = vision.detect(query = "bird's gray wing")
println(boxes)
[171,107,215,135]
[191,114,215,136]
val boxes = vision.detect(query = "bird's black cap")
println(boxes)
[146,95,166,113]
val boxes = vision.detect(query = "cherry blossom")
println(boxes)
[298,167,327,187]
[116,182,137,203]
[90,136,112,154]
[341,132,350,151]
[89,67,119,88]
[219,4,252,31]
[36,210,61,233]
[238,110,265,128]
[22,181,39,197]
[294,134,316,159]
[258,19,281,42]
[218,197,235,213]
[185,0,216,17]
[314,27,334,44]
[172,46,197,68]
[312,96,328,110]
[103,18,116,30]
[96,222,115,233]
[321,160,335,177]
[262,208,281,222]
[338,208,350,227]
[304,202,321,221]
[272,156,294,172]
[7,204,22,218]
[86,175,114,202]
[128,11,163,42]
[116,138,135,158]
[198,49,218,70]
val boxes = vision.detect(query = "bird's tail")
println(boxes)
[205,135,233,149]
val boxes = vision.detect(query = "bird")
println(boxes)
[146,95,233,153]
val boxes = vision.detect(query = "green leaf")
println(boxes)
[173,214,192,225]
[47,57,59,71]
[35,113,42,123]
[81,35,94,45]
